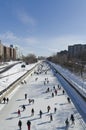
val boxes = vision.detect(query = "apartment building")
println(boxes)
[0,41,4,61]
[68,44,86,59]
[4,46,10,61]
[0,41,16,61]
[13,48,16,60]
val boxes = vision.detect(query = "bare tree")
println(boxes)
[23,53,37,64]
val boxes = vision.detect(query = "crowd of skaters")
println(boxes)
[0,63,76,130]
[16,63,75,129]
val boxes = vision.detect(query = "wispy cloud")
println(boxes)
[0,32,18,41]
[0,31,38,45]
[25,37,38,44]
[17,10,36,26]
[0,31,39,55]
[0,32,20,45]
[0,32,86,56]
[42,34,86,53]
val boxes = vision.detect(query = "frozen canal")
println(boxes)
[0,62,85,130]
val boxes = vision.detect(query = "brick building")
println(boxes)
[0,40,16,62]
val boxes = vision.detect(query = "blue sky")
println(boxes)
[0,0,86,57]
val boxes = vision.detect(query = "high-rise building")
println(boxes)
[68,44,86,59]
[0,42,4,61]
[0,40,17,61]
[15,46,22,60]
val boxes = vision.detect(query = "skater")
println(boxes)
[18,120,22,130]
[6,97,9,103]
[70,114,75,124]
[67,97,71,103]
[21,81,24,84]
[54,89,57,96]
[3,97,6,104]
[25,93,27,99]
[58,84,60,89]
[62,90,65,94]
[47,80,49,84]
[52,92,54,97]
[27,120,31,130]
[31,108,34,116]
[50,113,53,121]
[35,77,38,81]
[28,99,34,104]
[46,87,50,93]
[47,105,51,113]
[39,110,42,118]
[54,107,57,113]
[53,86,55,90]
[24,80,26,84]
[65,118,69,127]
[22,104,26,111]
[18,109,21,117]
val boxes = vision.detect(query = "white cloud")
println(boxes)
[25,37,38,44]
[0,32,20,46]
[17,11,36,26]
[0,31,38,45]
[0,31,39,55]
[0,32,86,56]
[0,32,18,41]
[42,34,86,53]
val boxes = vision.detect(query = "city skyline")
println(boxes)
[0,0,86,57]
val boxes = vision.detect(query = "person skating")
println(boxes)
[62,90,65,95]
[47,105,51,113]
[50,113,53,121]
[25,93,27,99]
[18,120,22,130]
[18,109,21,117]
[3,97,6,104]
[65,118,69,127]
[39,110,42,118]
[54,89,57,96]
[22,104,26,111]
[52,92,54,97]
[27,120,31,130]
[67,97,71,103]
[6,97,9,103]
[31,108,34,116]
[70,114,75,124]
[54,107,57,113]
[24,80,27,84]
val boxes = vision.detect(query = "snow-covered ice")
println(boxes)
[0,61,86,130]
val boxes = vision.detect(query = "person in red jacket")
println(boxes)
[18,109,21,117]
[27,120,31,130]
